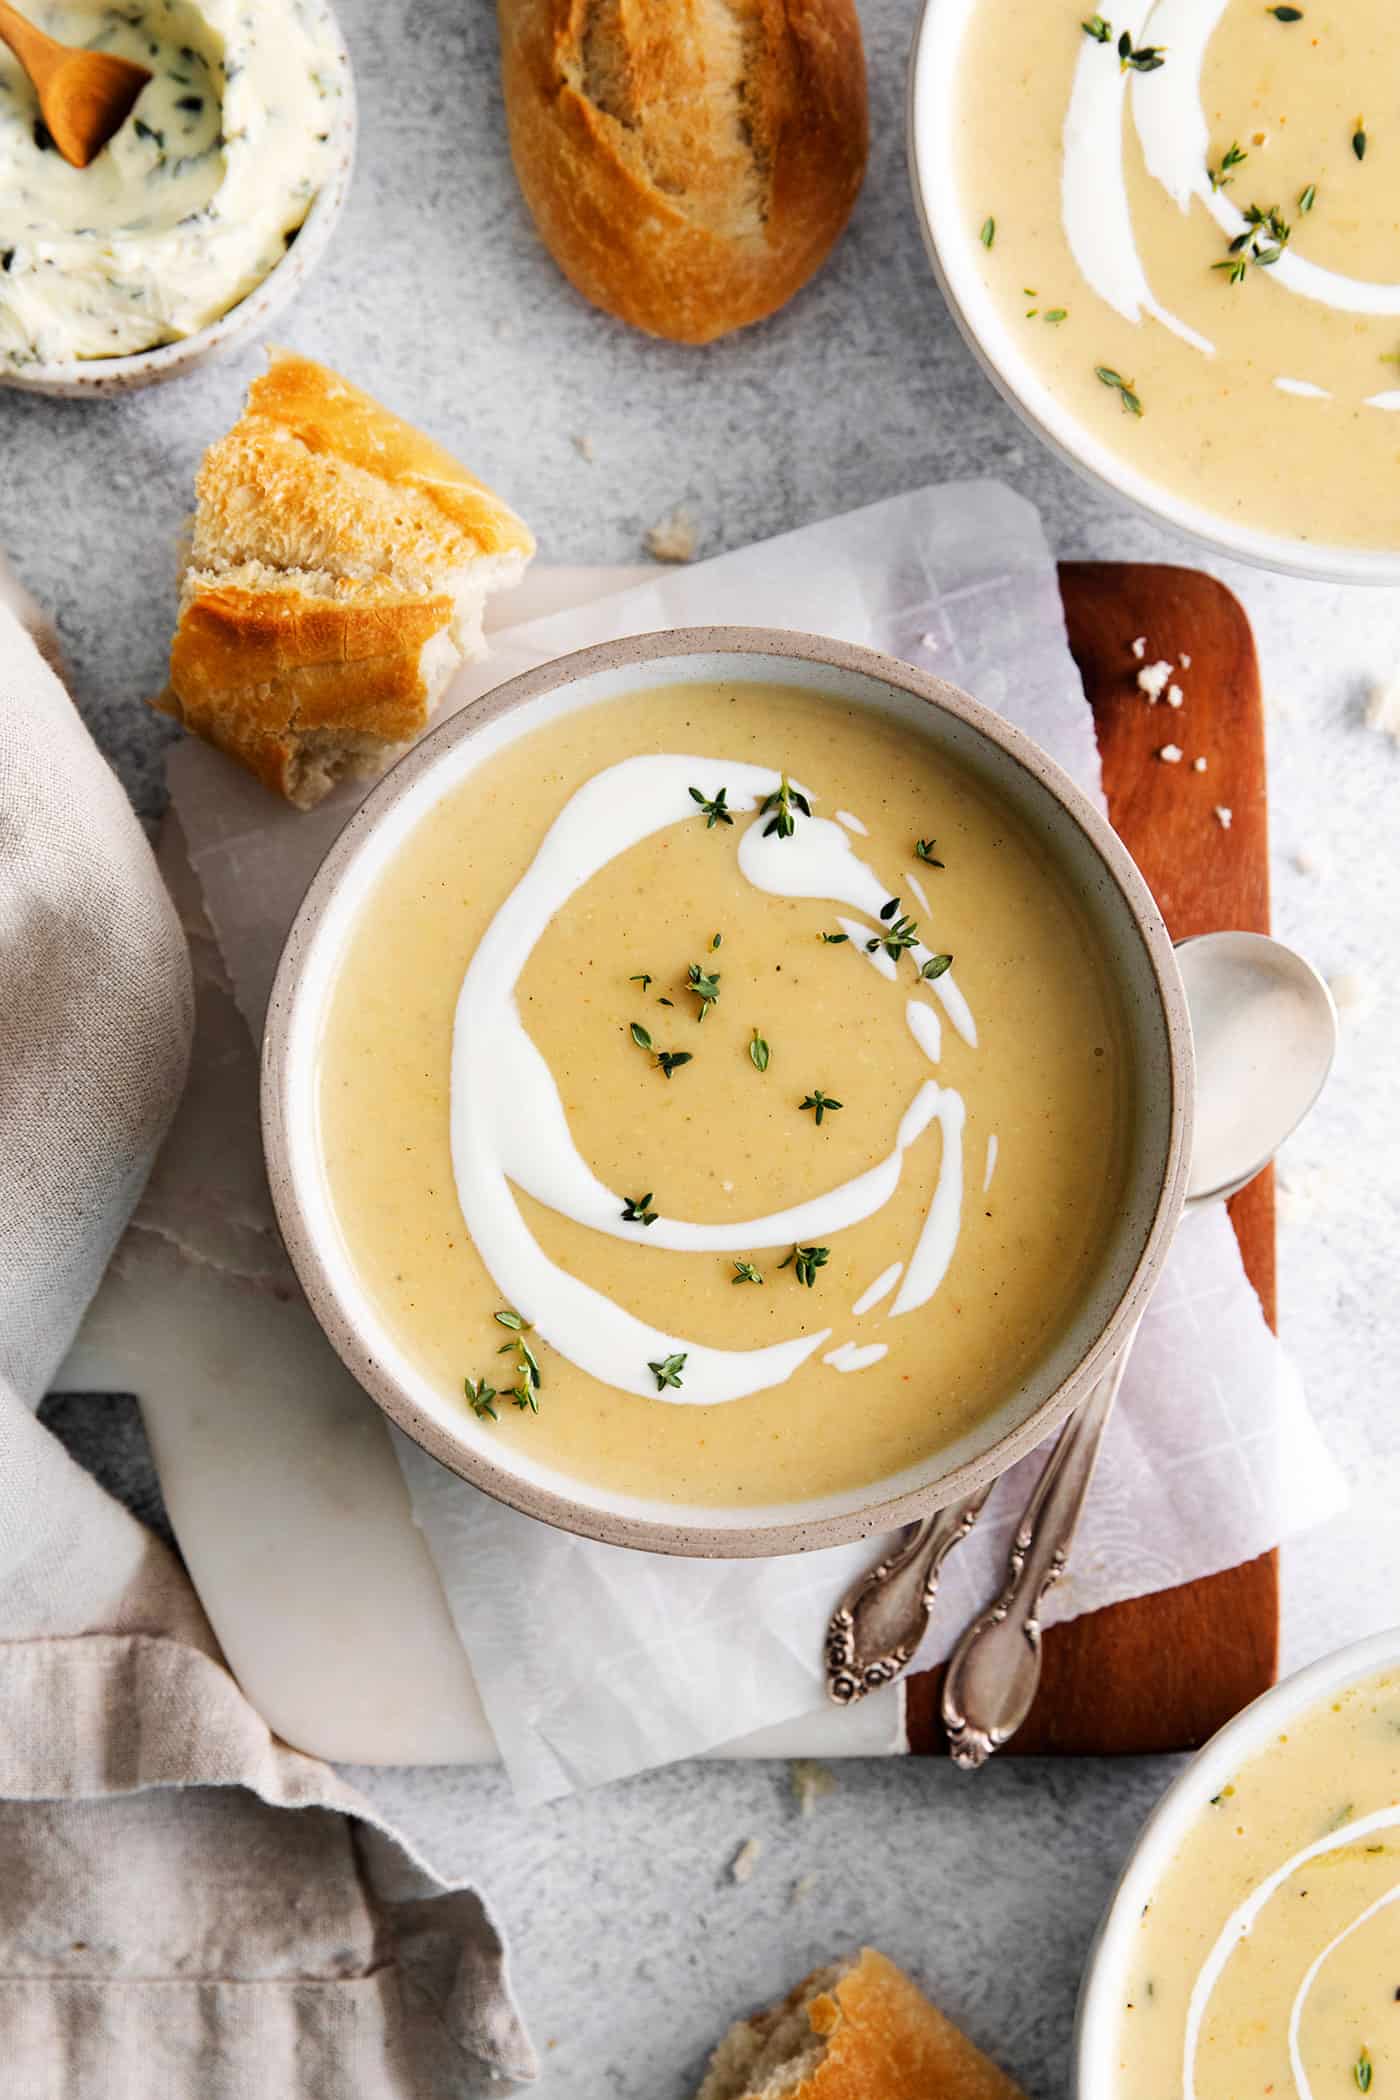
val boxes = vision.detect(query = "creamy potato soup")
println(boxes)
[952,0,1400,552]
[1114,1667,1400,2100]
[316,681,1132,1509]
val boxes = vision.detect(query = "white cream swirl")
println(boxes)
[449,755,974,1407]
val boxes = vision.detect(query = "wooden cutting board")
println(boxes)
[906,562,1279,1758]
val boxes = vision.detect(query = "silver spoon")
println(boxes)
[939,932,1337,1766]
[824,931,1336,1713]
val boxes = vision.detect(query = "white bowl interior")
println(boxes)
[907,0,1400,587]
[1075,1626,1400,2100]
[272,644,1183,1542]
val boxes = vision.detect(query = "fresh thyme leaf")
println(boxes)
[1355,2048,1373,2094]
[711,932,722,949]
[749,1030,771,1072]
[799,1088,843,1126]
[687,962,722,1021]
[1210,140,1247,190]
[1095,365,1144,415]
[1082,12,1112,39]
[921,953,954,981]
[1298,180,1317,212]
[879,895,901,922]
[780,1244,831,1288]
[980,216,996,248]
[507,1382,539,1414]
[622,1193,659,1226]
[866,910,921,964]
[1267,4,1302,16]
[1354,120,1367,162]
[494,1309,526,1332]
[648,1352,687,1391]
[630,1021,654,1051]
[629,972,653,990]
[820,930,849,944]
[732,1260,764,1285]
[656,1050,693,1078]
[657,997,675,1006]
[1043,308,1068,324]
[759,775,812,840]
[915,838,946,866]
[1117,29,1165,70]
[688,784,734,829]
[464,1376,499,1422]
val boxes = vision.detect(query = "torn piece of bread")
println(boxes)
[155,349,534,808]
[694,1948,1026,2100]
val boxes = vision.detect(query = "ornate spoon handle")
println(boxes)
[825,1485,995,1704]
[940,1331,1137,1767]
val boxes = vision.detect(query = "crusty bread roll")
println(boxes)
[498,0,868,345]
[155,349,534,808]
[694,1949,1026,2100]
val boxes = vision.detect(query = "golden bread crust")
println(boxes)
[497,0,868,344]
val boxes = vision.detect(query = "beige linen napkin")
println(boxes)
[0,590,535,2094]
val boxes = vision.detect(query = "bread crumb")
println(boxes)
[1192,756,1208,773]
[1138,659,1173,701]
[1131,635,1147,660]
[789,1874,817,1907]
[1167,684,1184,708]
[1293,844,1324,876]
[729,1838,763,1884]
[1158,743,1183,764]
[646,508,698,563]
[572,432,595,462]
[1179,651,1192,669]
[1328,970,1373,1018]
[1214,804,1233,829]
[791,1760,837,1816]
[1365,671,1400,742]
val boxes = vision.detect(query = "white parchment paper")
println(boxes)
[171,482,1346,1803]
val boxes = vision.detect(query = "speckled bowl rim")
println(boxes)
[907,0,1400,588]
[0,0,355,398]
[261,626,1194,1559]
[1074,1625,1400,2099]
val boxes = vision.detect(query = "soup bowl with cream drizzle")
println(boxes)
[1077,1626,1400,2100]
[910,0,1400,584]
[263,629,1191,1556]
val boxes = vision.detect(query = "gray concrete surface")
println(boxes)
[10,0,1400,2092]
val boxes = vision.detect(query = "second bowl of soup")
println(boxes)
[262,629,1191,1554]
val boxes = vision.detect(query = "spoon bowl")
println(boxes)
[1176,931,1338,1207]
[0,0,151,167]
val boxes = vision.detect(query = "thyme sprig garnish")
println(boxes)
[629,972,653,990]
[820,930,849,944]
[1082,13,1111,40]
[1353,118,1367,162]
[760,775,811,839]
[648,1352,687,1391]
[1213,202,1290,284]
[868,897,921,963]
[689,784,734,829]
[1355,2048,1373,2094]
[749,1030,771,1072]
[1209,140,1247,191]
[800,1088,843,1125]
[630,1021,693,1077]
[622,1193,658,1226]
[465,1376,499,1421]
[687,962,721,1021]
[1118,29,1165,71]
[732,1260,764,1285]
[1095,365,1144,415]
[914,837,945,866]
[494,1309,541,1411]
[781,1244,830,1288]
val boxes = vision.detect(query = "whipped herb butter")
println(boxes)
[0,0,344,367]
